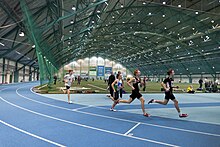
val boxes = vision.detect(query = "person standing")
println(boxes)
[77,76,81,85]
[108,74,123,111]
[53,75,57,85]
[148,69,188,118]
[199,78,203,89]
[143,76,147,91]
[108,72,115,97]
[117,71,124,98]
[64,70,74,104]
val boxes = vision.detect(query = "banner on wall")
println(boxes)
[97,66,104,76]
[89,67,96,76]
[105,67,112,74]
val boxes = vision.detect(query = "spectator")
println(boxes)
[117,71,124,98]
[53,75,57,85]
[143,76,147,91]
[187,85,195,94]
[108,72,115,97]
[77,76,81,85]
[198,78,203,89]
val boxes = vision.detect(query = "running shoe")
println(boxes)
[143,113,150,117]
[68,101,73,104]
[179,114,188,118]
[148,99,154,104]
[110,108,117,112]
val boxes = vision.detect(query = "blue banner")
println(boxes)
[97,66,104,76]
[105,67,112,74]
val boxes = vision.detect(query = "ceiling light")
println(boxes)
[19,31,24,37]
[32,45,35,48]
[178,20,181,23]
[164,27,167,29]
[131,13,134,16]
[211,20,214,23]
[195,11,199,14]
[143,2,146,5]
[192,27,195,30]
[148,12,152,15]
[69,30,72,33]
[0,42,5,46]
[178,5,181,7]
[138,20,140,23]
[150,22,153,25]
[112,16,115,18]
[162,2,166,4]
[162,14,165,18]
[70,20,74,24]
[97,10,100,13]
[120,4,123,8]
[72,5,76,11]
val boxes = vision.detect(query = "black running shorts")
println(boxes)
[165,92,176,100]
[130,90,142,100]
[66,86,70,90]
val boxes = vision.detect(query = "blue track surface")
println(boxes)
[0,82,220,147]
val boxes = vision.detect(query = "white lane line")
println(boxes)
[0,96,179,147]
[87,84,106,90]
[124,122,141,136]
[19,87,220,137]
[0,119,66,147]
[72,105,94,111]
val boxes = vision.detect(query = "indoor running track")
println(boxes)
[0,82,220,147]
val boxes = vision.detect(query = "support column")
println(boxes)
[2,58,5,83]
[23,66,25,82]
[180,74,182,83]
[88,57,90,80]
[29,66,32,81]
[37,68,39,80]
[80,61,82,76]
[189,74,192,83]
[14,62,19,82]
[33,68,36,81]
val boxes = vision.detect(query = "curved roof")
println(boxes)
[0,0,220,75]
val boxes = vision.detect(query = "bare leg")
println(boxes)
[155,99,169,105]
[62,88,66,94]
[119,97,133,104]
[111,99,119,109]
[108,95,114,101]
[139,97,147,115]
[172,99,180,113]
[67,89,71,102]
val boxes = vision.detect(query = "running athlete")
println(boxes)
[108,74,123,111]
[63,70,74,104]
[148,69,188,118]
[116,69,150,117]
